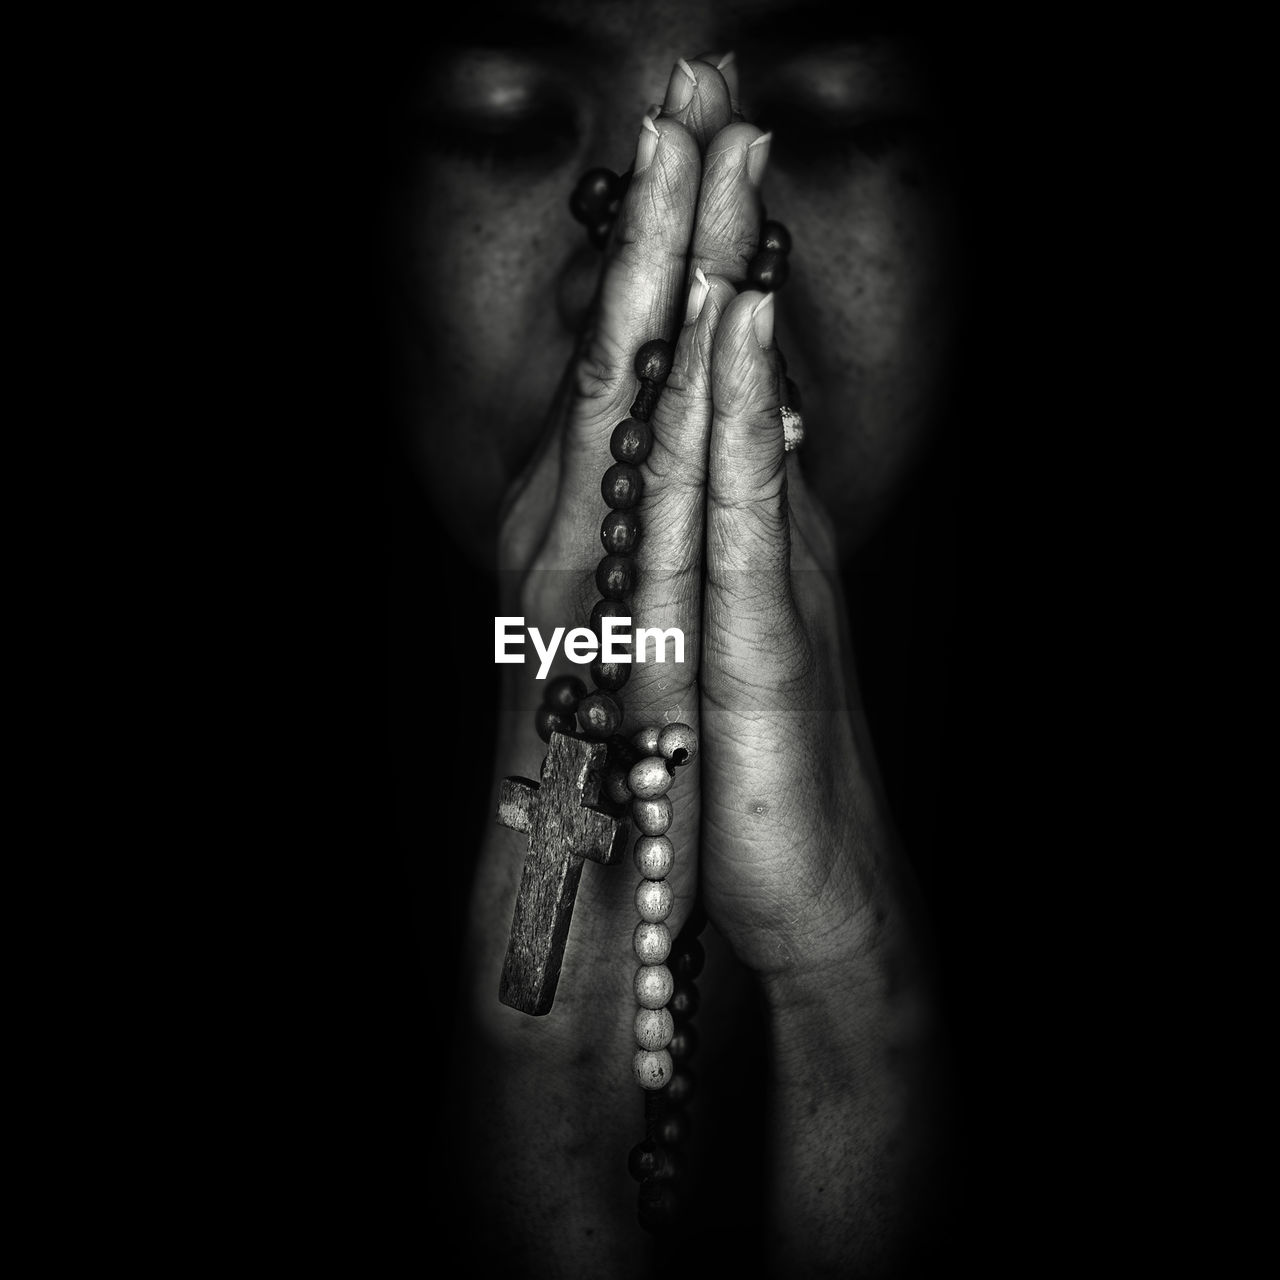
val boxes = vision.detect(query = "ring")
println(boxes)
[780,405,805,453]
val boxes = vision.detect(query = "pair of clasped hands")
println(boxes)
[477,55,911,1039]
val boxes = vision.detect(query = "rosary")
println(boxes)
[494,156,797,1235]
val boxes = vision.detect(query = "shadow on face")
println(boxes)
[379,0,973,565]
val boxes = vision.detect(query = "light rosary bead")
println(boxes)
[635,878,674,922]
[633,726,661,755]
[634,1005,674,1051]
[632,795,673,835]
[628,756,673,799]
[657,722,698,767]
[633,1047,674,1090]
[634,834,674,878]
[634,963,675,1008]
[634,920,672,965]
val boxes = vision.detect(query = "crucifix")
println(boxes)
[496,731,630,1015]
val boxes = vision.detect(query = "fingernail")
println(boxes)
[715,51,740,104]
[751,291,775,349]
[635,114,660,174]
[685,267,710,324]
[663,57,697,113]
[746,132,772,187]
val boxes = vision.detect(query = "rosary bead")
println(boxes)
[543,674,587,714]
[578,691,623,740]
[569,167,621,223]
[634,834,675,879]
[634,963,675,1009]
[760,218,792,254]
[628,756,674,799]
[628,1138,668,1182]
[601,509,641,556]
[634,338,674,384]
[632,725,661,755]
[601,462,643,510]
[595,554,635,600]
[635,1005,675,1051]
[657,722,698,767]
[668,980,699,1022]
[632,794,673,835]
[635,878,674,923]
[591,656,631,692]
[607,733,639,767]
[665,1067,696,1105]
[603,763,633,806]
[668,1023,698,1062]
[589,601,632,645]
[634,920,672,965]
[655,1107,690,1148]
[748,248,790,291]
[610,418,654,466]
[587,218,613,250]
[633,1047,674,1090]
[670,935,705,980]
[534,705,577,743]
[629,383,660,423]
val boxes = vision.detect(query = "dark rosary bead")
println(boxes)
[589,598,632,639]
[569,168,621,224]
[534,705,577,743]
[748,247,790,291]
[595,554,636,600]
[760,218,792,254]
[543,674,588,714]
[601,508,640,556]
[634,338,674,384]
[655,1107,690,1148]
[588,218,613,249]
[665,1068,696,1107]
[578,691,623,740]
[601,462,643,510]
[591,656,631,692]
[610,418,654,466]
[668,1023,698,1062]
[628,1138,668,1183]
[670,936,705,980]
[629,382,660,423]
[668,980,700,1023]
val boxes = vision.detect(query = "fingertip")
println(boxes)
[711,290,782,421]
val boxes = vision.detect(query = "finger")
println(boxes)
[689,121,771,286]
[703,289,806,675]
[656,56,734,152]
[540,108,702,572]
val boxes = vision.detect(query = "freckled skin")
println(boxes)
[387,0,959,562]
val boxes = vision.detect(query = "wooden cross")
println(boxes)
[496,732,630,1015]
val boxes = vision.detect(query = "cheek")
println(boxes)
[394,163,581,545]
[773,161,959,539]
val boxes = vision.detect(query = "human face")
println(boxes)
[383,0,962,561]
